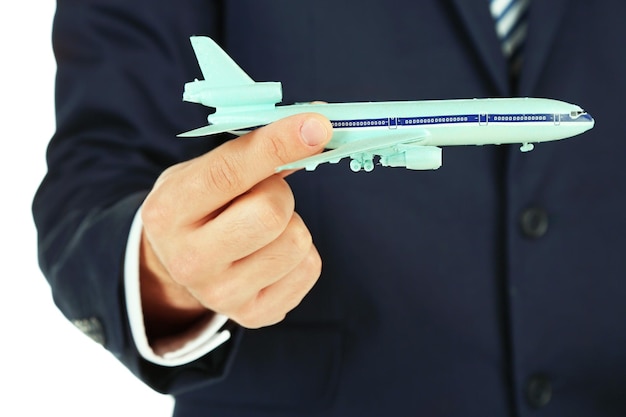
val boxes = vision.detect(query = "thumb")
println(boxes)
[187,113,333,212]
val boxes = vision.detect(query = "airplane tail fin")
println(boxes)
[188,36,254,88]
[183,36,282,113]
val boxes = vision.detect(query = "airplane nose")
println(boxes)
[580,112,595,133]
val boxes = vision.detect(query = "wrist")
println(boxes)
[140,232,210,341]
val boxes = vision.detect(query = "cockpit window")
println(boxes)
[570,110,585,118]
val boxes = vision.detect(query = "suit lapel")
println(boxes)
[450,0,509,96]
[450,0,572,96]
[519,0,571,94]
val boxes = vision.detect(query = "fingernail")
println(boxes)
[300,118,328,146]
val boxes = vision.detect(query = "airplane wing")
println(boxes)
[276,129,430,172]
[177,121,257,138]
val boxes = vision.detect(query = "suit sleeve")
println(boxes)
[32,0,238,394]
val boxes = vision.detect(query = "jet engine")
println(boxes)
[380,146,442,170]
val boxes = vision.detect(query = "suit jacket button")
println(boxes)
[526,374,552,409]
[520,207,549,239]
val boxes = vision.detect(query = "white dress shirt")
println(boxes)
[124,208,231,366]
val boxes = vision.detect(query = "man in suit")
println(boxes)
[34,1,626,416]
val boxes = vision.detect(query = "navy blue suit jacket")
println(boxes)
[34,1,626,416]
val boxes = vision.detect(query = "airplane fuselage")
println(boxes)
[220,97,594,151]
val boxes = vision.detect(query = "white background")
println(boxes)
[0,4,174,416]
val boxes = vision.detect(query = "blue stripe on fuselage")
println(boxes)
[232,113,592,134]
[329,113,590,129]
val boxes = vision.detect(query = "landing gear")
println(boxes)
[520,143,535,152]
[349,155,375,172]
[350,159,362,172]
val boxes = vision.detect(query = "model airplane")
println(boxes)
[180,36,594,172]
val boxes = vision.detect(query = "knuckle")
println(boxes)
[205,152,244,194]
[288,220,314,255]
[200,282,233,312]
[291,257,322,302]
[232,309,263,329]
[252,198,291,236]
[140,196,165,231]
[231,296,275,329]
[307,250,323,277]
[141,184,176,234]
[239,311,285,329]
[263,132,291,166]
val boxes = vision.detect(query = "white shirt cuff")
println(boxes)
[124,207,231,367]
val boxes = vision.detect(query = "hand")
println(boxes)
[139,113,332,339]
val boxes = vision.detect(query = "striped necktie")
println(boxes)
[490,0,530,81]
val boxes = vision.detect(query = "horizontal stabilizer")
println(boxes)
[177,122,257,138]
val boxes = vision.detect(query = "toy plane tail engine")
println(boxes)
[182,36,282,122]
[380,146,442,170]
